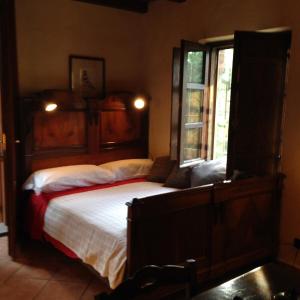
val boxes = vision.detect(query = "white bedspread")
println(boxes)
[44,181,178,288]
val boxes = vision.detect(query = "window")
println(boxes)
[175,40,233,167]
[172,31,291,177]
[179,42,208,166]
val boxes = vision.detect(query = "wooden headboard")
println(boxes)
[21,90,148,178]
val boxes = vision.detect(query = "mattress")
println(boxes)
[43,181,178,288]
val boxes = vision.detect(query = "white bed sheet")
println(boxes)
[43,181,178,289]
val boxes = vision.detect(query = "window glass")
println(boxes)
[185,89,204,123]
[187,51,204,84]
[183,127,203,161]
[213,48,233,159]
[180,42,207,166]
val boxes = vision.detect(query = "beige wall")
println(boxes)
[15,0,145,95]
[143,0,283,157]
[143,0,300,266]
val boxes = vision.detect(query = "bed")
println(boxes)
[25,174,179,289]
[20,90,284,289]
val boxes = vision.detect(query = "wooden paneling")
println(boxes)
[211,177,279,279]
[127,186,213,277]
[100,111,141,146]
[223,192,273,267]
[30,146,147,172]
[127,176,282,285]
[33,111,87,152]
[22,91,149,177]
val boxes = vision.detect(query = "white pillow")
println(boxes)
[23,164,115,194]
[99,159,153,181]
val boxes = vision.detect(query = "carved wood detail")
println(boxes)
[100,111,141,146]
[33,111,87,152]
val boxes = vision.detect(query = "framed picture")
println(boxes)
[69,55,105,99]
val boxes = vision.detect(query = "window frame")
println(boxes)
[172,31,290,178]
[208,43,234,160]
[176,40,233,167]
[178,40,210,167]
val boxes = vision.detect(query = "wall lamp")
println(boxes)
[133,97,146,110]
[40,91,148,112]
[132,94,148,110]
[96,91,149,111]
[44,102,58,112]
[36,90,86,112]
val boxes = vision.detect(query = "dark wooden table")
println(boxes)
[194,263,300,299]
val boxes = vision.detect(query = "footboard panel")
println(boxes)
[126,176,283,282]
[210,176,282,278]
[126,185,213,276]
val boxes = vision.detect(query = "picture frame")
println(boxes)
[69,55,105,99]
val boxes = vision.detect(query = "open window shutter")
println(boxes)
[178,40,209,166]
[170,48,180,160]
[227,31,291,177]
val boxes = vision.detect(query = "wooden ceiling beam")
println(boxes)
[74,0,148,13]
[74,0,186,13]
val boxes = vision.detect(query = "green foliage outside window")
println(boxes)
[187,52,204,84]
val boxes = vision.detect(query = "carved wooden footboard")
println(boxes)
[126,175,283,283]
[126,185,213,276]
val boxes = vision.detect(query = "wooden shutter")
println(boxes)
[227,31,291,177]
[170,48,181,160]
[179,40,209,166]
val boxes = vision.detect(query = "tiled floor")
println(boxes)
[0,237,109,299]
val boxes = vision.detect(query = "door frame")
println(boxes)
[0,0,20,257]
